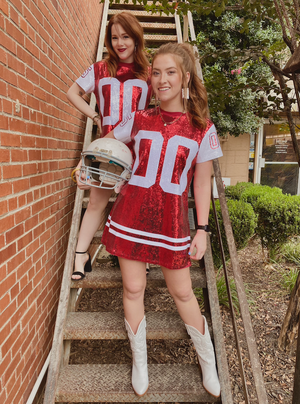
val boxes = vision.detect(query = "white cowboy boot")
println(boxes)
[125,316,149,397]
[185,316,221,398]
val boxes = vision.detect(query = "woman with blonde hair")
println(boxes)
[102,42,222,398]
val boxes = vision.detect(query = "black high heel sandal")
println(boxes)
[71,251,92,281]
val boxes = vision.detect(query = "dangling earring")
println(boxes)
[182,88,189,99]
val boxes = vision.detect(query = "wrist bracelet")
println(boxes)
[197,225,210,232]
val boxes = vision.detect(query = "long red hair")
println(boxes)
[105,12,149,81]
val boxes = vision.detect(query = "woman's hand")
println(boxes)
[189,230,207,261]
[74,160,92,190]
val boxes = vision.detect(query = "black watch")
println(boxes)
[196,225,210,232]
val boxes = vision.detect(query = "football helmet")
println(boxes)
[79,138,133,193]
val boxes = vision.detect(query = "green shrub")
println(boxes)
[255,194,300,258]
[240,183,283,209]
[225,181,254,200]
[209,199,258,267]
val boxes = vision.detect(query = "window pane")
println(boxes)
[261,164,299,195]
[263,123,300,163]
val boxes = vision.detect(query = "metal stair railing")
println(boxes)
[183,8,269,404]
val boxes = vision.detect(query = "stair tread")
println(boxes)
[56,364,221,402]
[108,9,173,18]
[144,34,177,41]
[70,265,207,289]
[64,311,194,340]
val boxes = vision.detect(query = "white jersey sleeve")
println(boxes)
[196,124,223,163]
[114,112,136,144]
[76,65,95,94]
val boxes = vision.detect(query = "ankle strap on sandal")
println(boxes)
[75,251,88,254]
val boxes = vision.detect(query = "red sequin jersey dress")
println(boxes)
[102,108,223,269]
[76,61,152,137]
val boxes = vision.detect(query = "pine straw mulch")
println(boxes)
[65,236,297,404]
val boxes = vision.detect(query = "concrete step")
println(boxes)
[70,264,206,289]
[64,311,191,340]
[56,364,221,402]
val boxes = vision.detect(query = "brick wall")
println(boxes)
[0,1,103,403]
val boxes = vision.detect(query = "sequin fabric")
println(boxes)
[102,109,223,269]
[76,61,152,137]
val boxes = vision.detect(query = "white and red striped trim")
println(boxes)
[106,216,190,251]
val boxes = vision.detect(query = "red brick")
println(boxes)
[10,300,28,329]
[0,65,17,87]
[0,199,8,215]
[8,197,18,212]
[0,215,14,235]
[7,250,25,274]
[12,178,30,194]
[19,15,28,34]
[0,292,10,314]
[0,182,12,198]
[23,163,37,176]
[11,149,27,162]
[21,134,36,148]
[0,299,16,329]
[0,234,5,249]
[1,324,20,358]
[16,45,33,67]
[2,98,13,114]
[26,67,40,85]
[18,74,34,94]
[2,164,22,179]
[6,20,24,47]
[0,0,9,15]
[15,206,31,225]
[16,258,32,281]
[10,283,20,300]
[5,223,24,244]
[17,281,32,306]
[7,53,25,76]
[10,6,19,26]
[1,132,21,147]
[25,37,39,59]
[7,84,26,104]
[0,351,11,385]
[9,117,27,133]
[1,31,17,54]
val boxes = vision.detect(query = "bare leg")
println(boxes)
[161,266,204,334]
[119,257,147,333]
[72,187,112,279]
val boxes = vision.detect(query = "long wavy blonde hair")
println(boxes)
[104,12,149,81]
[152,43,209,130]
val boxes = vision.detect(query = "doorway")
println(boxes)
[255,122,300,195]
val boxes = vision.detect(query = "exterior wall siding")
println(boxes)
[0,1,102,403]
[219,134,250,185]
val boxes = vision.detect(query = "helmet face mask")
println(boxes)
[79,138,133,193]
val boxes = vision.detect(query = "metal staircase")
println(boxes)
[42,1,267,403]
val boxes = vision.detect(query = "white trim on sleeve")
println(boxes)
[197,124,223,163]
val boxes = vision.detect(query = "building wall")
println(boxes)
[218,133,250,185]
[0,1,103,403]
